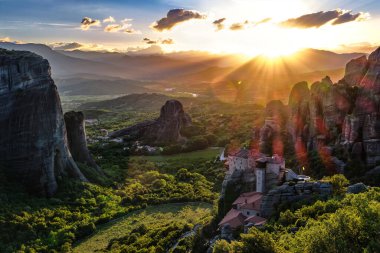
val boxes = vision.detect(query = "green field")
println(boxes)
[73,202,212,253]
[131,147,222,163]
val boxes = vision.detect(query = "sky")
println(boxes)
[0,0,380,56]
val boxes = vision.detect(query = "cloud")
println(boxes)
[103,16,116,23]
[104,24,123,32]
[49,42,105,51]
[0,36,23,43]
[124,28,141,34]
[127,45,163,55]
[332,11,369,25]
[104,19,141,34]
[80,17,101,30]
[143,38,157,44]
[213,18,226,31]
[338,42,379,53]
[52,42,83,50]
[0,36,12,42]
[143,38,174,45]
[152,9,206,31]
[213,17,269,31]
[161,38,174,44]
[255,17,271,26]
[230,20,248,30]
[281,9,369,28]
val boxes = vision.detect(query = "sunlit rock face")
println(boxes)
[0,49,87,196]
[342,55,368,87]
[109,99,192,145]
[260,47,380,169]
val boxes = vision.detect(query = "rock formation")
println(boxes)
[109,100,192,145]
[259,100,288,154]
[346,48,380,166]
[218,168,256,218]
[342,55,368,86]
[260,181,332,217]
[257,47,380,173]
[288,81,310,148]
[64,111,103,175]
[0,49,87,196]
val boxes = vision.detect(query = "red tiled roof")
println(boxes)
[245,215,267,226]
[218,209,247,229]
[232,192,263,212]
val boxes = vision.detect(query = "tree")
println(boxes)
[213,239,234,253]
[239,227,278,253]
[322,174,349,195]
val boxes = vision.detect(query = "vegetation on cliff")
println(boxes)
[213,187,380,253]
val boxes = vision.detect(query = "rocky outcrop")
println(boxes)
[254,47,380,175]
[260,182,332,217]
[218,168,255,218]
[347,183,368,194]
[0,49,87,196]
[109,100,192,145]
[64,111,103,175]
[341,55,368,86]
[350,48,380,166]
[288,81,310,148]
[259,100,288,153]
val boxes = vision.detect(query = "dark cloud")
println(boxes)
[143,38,174,45]
[143,38,157,44]
[213,18,226,31]
[152,9,206,31]
[281,10,342,28]
[161,38,174,45]
[124,28,139,34]
[332,11,368,25]
[81,17,101,30]
[281,9,369,28]
[230,20,248,30]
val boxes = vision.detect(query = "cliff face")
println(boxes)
[0,49,87,196]
[258,47,380,172]
[109,100,192,145]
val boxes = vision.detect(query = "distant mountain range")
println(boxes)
[0,42,365,102]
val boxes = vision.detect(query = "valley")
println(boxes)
[0,16,380,252]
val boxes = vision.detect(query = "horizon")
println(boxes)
[1,0,380,57]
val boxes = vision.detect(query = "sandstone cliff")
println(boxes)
[109,100,192,145]
[0,49,87,196]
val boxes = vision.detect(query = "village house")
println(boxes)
[218,191,266,230]
[227,149,285,176]
[219,149,309,231]
[227,149,287,192]
[232,192,263,217]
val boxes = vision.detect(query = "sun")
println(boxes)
[259,47,301,58]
